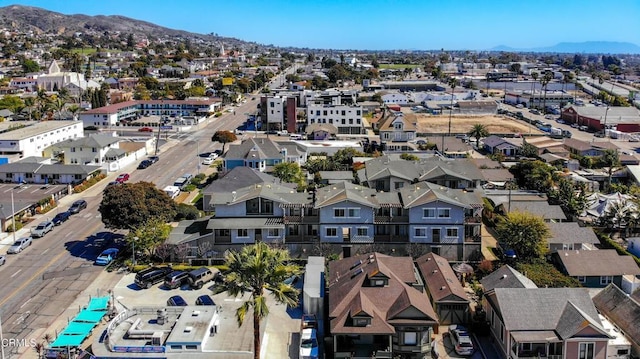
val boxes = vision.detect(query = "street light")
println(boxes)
[132,236,138,267]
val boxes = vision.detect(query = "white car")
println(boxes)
[449,325,474,356]
[8,237,33,254]
[299,328,319,359]
[202,157,214,165]
[31,220,54,238]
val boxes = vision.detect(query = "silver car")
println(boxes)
[8,237,33,254]
[31,220,54,238]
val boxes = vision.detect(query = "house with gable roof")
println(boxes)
[223,137,287,172]
[545,222,600,252]
[377,110,417,143]
[313,182,380,243]
[552,249,640,288]
[51,134,123,166]
[329,252,438,359]
[484,288,611,359]
[415,252,470,325]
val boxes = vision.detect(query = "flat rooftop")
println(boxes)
[0,120,81,140]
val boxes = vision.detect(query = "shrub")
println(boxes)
[182,184,197,192]
[515,261,581,288]
[73,173,107,193]
[174,203,201,221]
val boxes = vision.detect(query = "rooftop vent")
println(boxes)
[192,311,201,317]
[184,326,193,333]
[501,274,508,279]
[432,269,438,273]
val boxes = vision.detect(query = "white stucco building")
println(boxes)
[0,121,83,158]
[36,60,100,95]
[306,104,364,135]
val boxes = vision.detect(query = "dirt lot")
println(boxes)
[407,112,542,135]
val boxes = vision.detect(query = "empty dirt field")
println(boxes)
[411,113,542,135]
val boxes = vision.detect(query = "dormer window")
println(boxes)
[354,318,370,327]
[370,278,387,287]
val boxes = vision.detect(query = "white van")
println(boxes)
[289,134,303,140]
[163,186,181,199]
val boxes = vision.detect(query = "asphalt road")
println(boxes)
[0,95,262,357]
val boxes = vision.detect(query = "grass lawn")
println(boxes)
[70,47,97,54]
[379,64,421,69]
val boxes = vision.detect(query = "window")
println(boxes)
[403,332,417,345]
[356,227,367,236]
[71,147,76,152]
[446,228,458,237]
[423,208,436,218]
[170,345,182,350]
[267,229,279,237]
[237,229,248,237]
[92,147,97,152]
[438,208,451,218]
[185,345,197,350]
[354,318,369,326]
[348,208,360,218]
[334,208,345,217]
[577,276,586,283]
[415,228,427,237]
[394,182,404,189]
[600,276,613,285]
[326,228,337,237]
[579,342,594,359]
[562,243,574,250]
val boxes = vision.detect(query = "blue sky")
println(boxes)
[5,0,640,50]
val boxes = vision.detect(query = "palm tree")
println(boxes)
[530,72,538,108]
[443,77,459,151]
[218,242,300,359]
[467,123,489,148]
[23,97,36,121]
[600,149,621,189]
[540,71,553,114]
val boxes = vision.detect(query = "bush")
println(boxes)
[515,261,581,288]
[7,221,23,232]
[183,184,197,192]
[73,173,107,193]
[174,203,201,221]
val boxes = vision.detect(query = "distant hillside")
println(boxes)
[0,4,249,46]
[491,41,640,54]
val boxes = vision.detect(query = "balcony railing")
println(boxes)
[464,216,482,223]
[374,215,409,224]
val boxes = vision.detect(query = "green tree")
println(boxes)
[211,130,237,153]
[273,162,305,186]
[99,182,178,230]
[20,58,40,74]
[509,160,557,193]
[0,95,25,114]
[548,178,589,219]
[125,218,172,261]
[530,72,539,106]
[540,71,553,114]
[599,149,620,189]
[400,153,419,161]
[467,123,489,148]
[217,242,300,359]
[496,211,550,262]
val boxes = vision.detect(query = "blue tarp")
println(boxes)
[86,296,109,311]
[73,309,106,323]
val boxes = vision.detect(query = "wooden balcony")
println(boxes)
[374,215,409,224]
[283,215,319,224]
[465,216,482,223]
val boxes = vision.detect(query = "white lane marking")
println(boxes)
[11,269,22,278]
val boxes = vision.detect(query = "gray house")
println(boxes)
[592,284,640,358]
[552,249,640,288]
[546,222,600,252]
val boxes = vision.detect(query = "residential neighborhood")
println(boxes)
[0,3,639,359]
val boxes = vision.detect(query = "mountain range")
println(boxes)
[491,41,640,54]
[0,5,638,54]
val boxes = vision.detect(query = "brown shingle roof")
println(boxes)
[416,253,469,303]
[328,253,438,335]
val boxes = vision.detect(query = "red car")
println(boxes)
[115,173,130,183]
[138,127,154,132]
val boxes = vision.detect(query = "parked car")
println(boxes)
[116,173,130,183]
[148,156,160,164]
[167,295,187,306]
[195,295,215,306]
[52,211,71,225]
[202,157,214,165]
[301,314,318,330]
[95,248,119,266]
[137,159,153,169]
[135,266,173,289]
[8,237,33,254]
[0,255,5,266]
[449,325,474,356]
[299,328,319,359]
[164,271,190,289]
[69,199,87,214]
[138,127,154,132]
[187,267,217,289]
[31,221,54,237]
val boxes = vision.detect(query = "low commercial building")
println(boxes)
[0,121,83,158]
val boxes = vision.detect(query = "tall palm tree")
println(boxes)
[218,242,300,359]
[540,71,553,114]
[600,149,620,189]
[23,97,36,121]
[443,77,459,151]
[530,72,539,108]
[467,123,489,148]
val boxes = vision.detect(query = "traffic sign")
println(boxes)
[160,126,173,130]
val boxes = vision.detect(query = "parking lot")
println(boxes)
[110,272,302,358]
